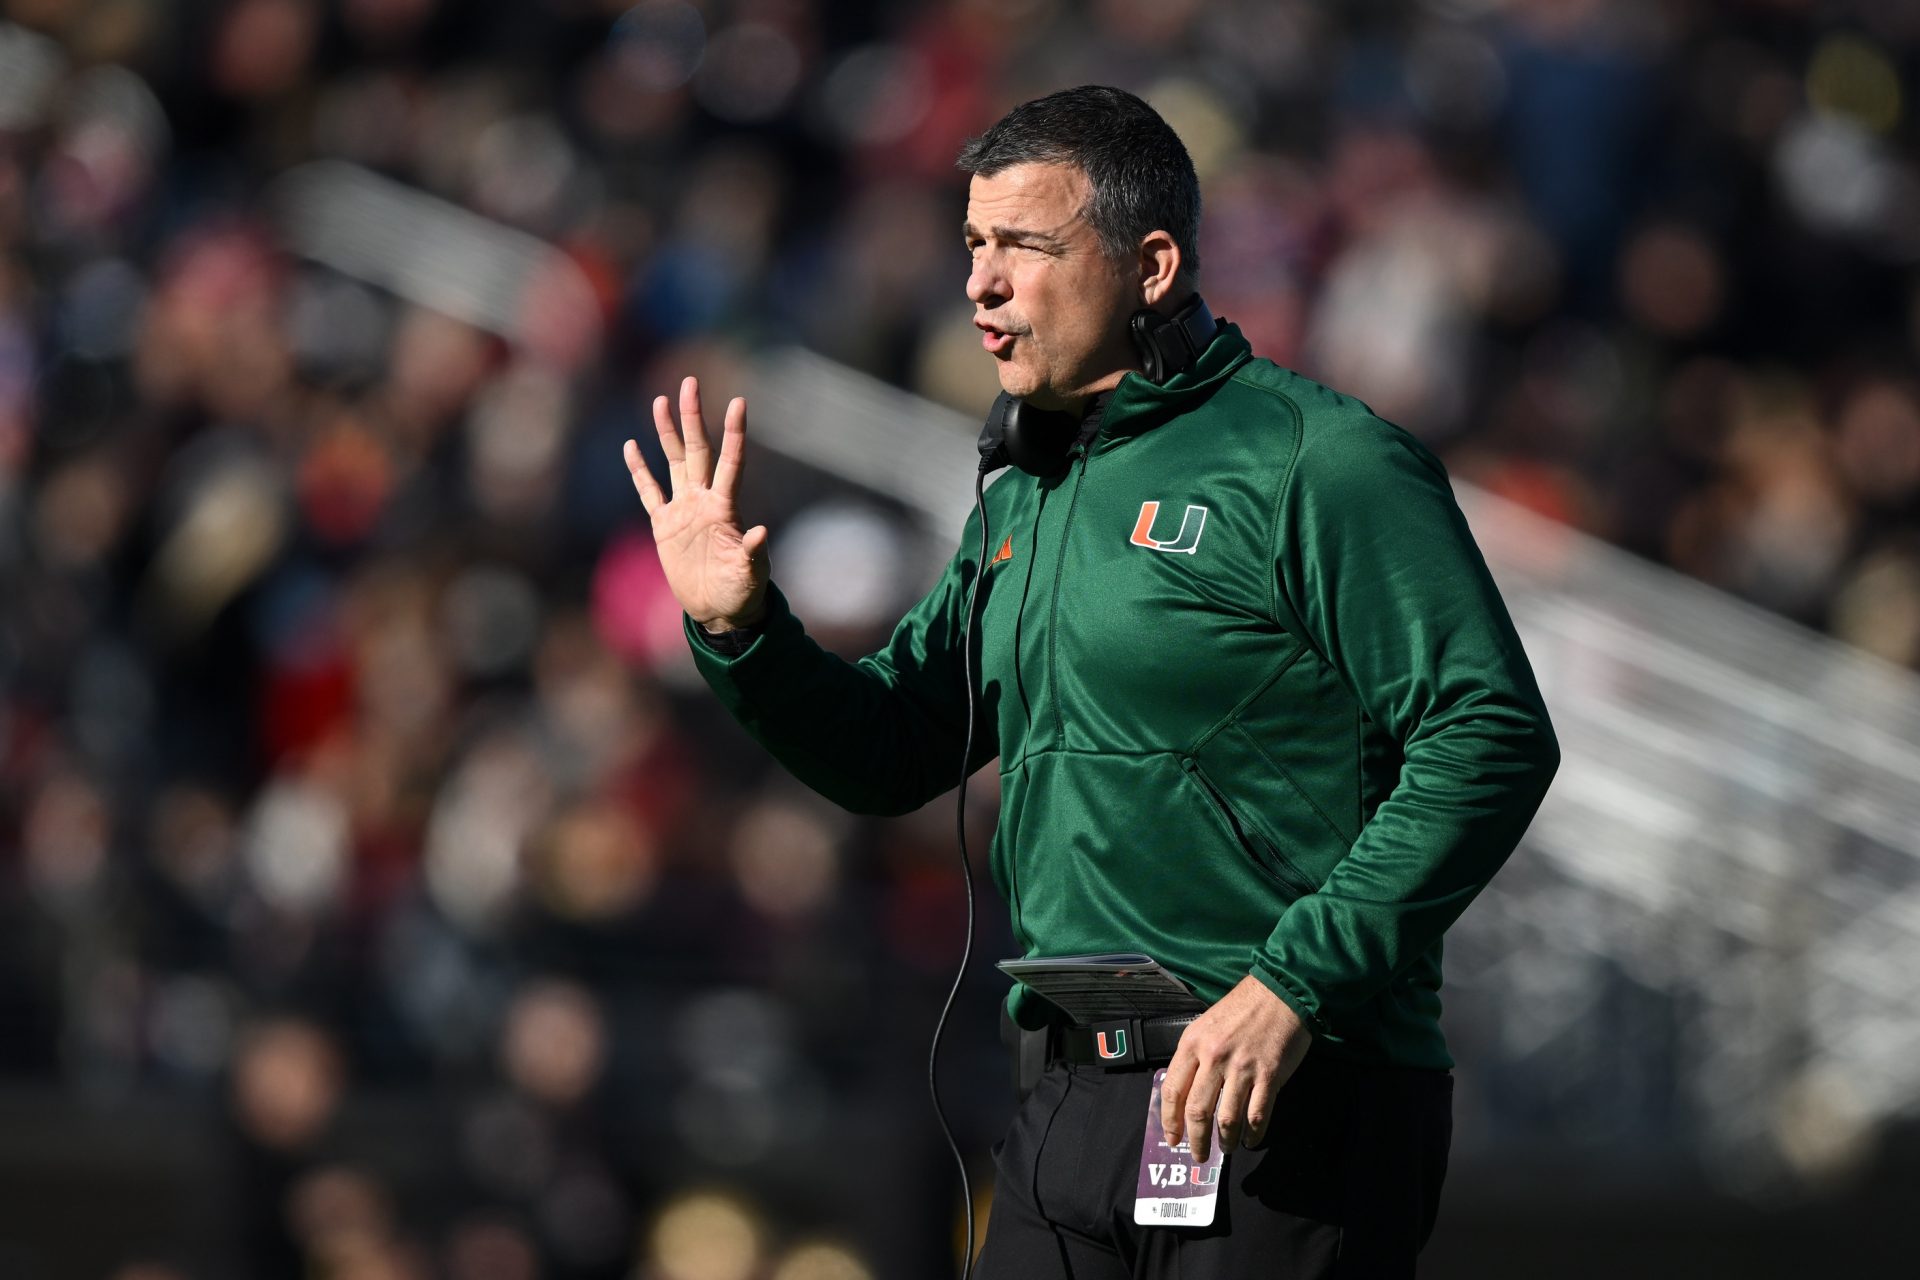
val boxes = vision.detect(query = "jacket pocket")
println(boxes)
[1179,756,1317,898]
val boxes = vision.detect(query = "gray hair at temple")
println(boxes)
[956,85,1202,286]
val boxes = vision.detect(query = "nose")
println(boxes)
[966,251,1007,309]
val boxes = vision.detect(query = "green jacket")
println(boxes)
[689,324,1559,1069]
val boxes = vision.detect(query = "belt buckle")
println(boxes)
[1088,1017,1145,1066]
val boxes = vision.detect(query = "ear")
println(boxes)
[1137,230,1183,307]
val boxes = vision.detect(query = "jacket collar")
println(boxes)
[1093,320,1253,447]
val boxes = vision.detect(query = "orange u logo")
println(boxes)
[1129,502,1208,554]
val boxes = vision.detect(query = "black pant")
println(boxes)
[975,1049,1452,1278]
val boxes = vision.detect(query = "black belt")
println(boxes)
[1054,1015,1198,1068]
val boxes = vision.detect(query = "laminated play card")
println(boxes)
[1135,1067,1225,1227]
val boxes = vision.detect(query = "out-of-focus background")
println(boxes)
[2,0,1920,1276]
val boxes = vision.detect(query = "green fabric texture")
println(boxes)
[687,324,1559,1069]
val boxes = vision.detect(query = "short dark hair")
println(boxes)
[956,85,1201,280]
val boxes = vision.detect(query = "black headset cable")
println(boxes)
[929,461,992,1280]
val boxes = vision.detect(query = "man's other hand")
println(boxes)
[1162,975,1314,1162]
[624,376,770,633]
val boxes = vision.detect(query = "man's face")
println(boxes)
[964,162,1140,411]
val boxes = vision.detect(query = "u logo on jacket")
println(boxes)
[1129,501,1208,554]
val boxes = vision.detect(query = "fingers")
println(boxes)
[711,396,748,496]
[677,376,714,486]
[624,438,664,514]
[1164,1034,1273,1162]
[639,375,747,529]
[651,377,739,497]
[652,393,687,494]
[1211,1067,1259,1157]
[1246,1070,1278,1148]
[1163,1043,1229,1163]
[1182,1061,1226,1162]
[1161,979,1309,1162]
[1161,1047,1198,1150]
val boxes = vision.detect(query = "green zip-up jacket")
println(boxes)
[688,324,1559,1069]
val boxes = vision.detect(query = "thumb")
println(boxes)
[742,525,770,571]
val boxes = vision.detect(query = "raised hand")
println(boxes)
[624,376,770,633]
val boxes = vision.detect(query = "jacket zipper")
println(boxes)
[1180,756,1317,898]
[1044,448,1088,744]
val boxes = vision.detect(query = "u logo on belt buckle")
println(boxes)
[1091,1019,1142,1065]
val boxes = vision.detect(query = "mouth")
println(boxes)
[975,319,1021,356]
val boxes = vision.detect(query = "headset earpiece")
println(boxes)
[1130,310,1174,383]
[1129,294,1217,386]
[978,391,1080,477]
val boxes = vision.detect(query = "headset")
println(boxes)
[929,294,1218,1279]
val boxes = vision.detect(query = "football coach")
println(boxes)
[624,86,1559,1278]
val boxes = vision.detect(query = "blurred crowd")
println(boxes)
[1,0,1918,1276]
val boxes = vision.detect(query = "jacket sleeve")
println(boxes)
[1250,414,1560,1036]
[685,509,997,816]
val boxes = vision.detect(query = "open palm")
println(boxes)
[623,376,770,632]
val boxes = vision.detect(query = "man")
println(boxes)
[624,86,1558,1277]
